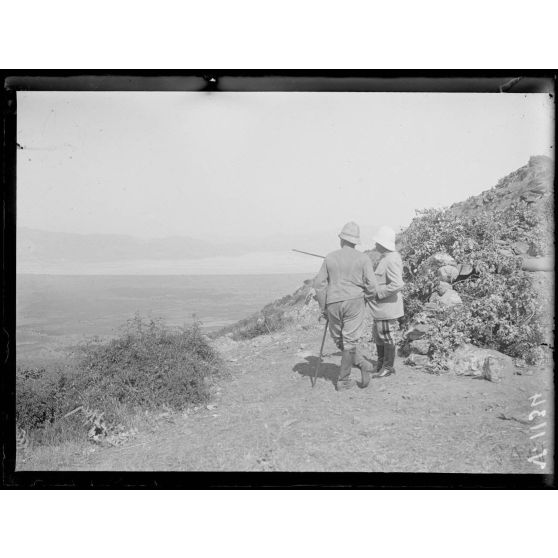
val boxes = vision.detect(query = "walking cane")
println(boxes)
[313,318,329,388]
[292,249,328,387]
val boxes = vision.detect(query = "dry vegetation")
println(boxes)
[17,315,226,449]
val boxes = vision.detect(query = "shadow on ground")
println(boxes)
[293,356,339,383]
[293,355,380,385]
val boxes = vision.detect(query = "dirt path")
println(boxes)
[20,324,553,473]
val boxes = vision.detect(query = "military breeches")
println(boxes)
[326,297,366,351]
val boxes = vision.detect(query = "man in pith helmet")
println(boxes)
[313,222,378,391]
[367,226,404,377]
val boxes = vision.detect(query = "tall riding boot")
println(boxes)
[375,344,385,374]
[353,347,372,388]
[379,344,396,377]
[337,349,355,391]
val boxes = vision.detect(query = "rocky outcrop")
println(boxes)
[449,155,553,219]
[403,329,516,380]
[450,155,554,274]
[399,155,553,373]
[420,251,465,308]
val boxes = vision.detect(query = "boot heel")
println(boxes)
[379,344,396,377]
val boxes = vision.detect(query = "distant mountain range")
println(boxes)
[17,228,249,265]
[17,224,386,268]
[16,226,360,274]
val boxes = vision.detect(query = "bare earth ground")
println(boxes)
[18,323,554,473]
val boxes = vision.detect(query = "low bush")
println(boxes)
[17,315,225,446]
[16,367,64,430]
[74,315,223,415]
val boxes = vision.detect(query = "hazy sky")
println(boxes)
[18,91,554,246]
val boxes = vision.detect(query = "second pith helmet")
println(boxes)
[373,226,396,251]
[338,221,361,244]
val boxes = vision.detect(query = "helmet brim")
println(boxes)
[339,233,360,244]
[373,237,395,251]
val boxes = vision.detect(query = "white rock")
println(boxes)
[457,263,474,277]
[437,281,452,295]
[449,343,512,379]
[438,289,462,307]
[438,265,459,283]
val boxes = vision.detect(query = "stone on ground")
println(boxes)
[448,343,512,379]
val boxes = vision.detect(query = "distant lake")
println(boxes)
[16,273,310,366]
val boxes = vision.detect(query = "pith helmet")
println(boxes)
[373,226,396,251]
[338,221,361,244]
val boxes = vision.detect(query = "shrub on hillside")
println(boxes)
[399,196,552,370]
[214,283,314,341]
[74,315,223,415]
[16,364,106,445]
[16,367,65,430]
[220,308,293,341]
[16,315,225,445]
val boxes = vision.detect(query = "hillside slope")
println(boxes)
[217,155,554,351]
[449,155,553,220]
[17,156,554,473]
[19,320,553,473]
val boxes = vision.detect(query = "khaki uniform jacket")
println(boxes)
[313,246,378,308]
[368,251,404,320]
